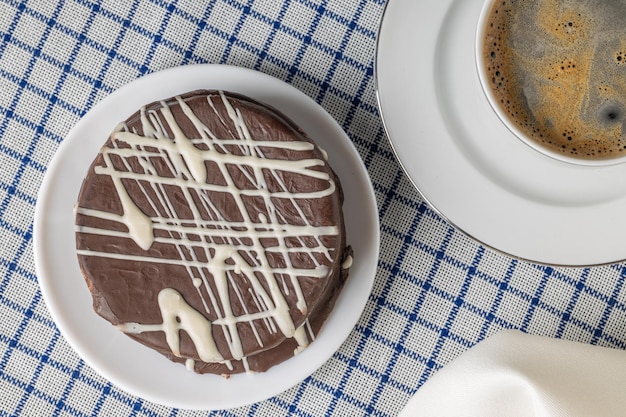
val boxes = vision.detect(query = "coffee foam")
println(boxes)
[483,0,626,160]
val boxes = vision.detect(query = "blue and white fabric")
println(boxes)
[0,0,625,416]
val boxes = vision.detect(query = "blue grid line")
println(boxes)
[208,408,239,417]
[408,226,456,389]
[11,324,62,416]
[0,335,82,387]
[376,172,406,221]
[130,398,146,417]
[21,358,157,416]
[284,0,325,84]
[460,298,516,332]
[355,302,441,361]
[489,274,575,327]
[556,268,590,338]
[7,45,110,100]
[137,401,180,417]
[380,224,446,264]
[69,0,230,67]
[51,358,85,417]
[245,43,374,109]
[0,227,33,298]
[0,213,33,242]
[227,0,377,41]
[42,360,160,414]
[283,62,377,109]
[91,380,112,417]
[243,400,258,417]
[477,258,518,339]
[348,96,378,118]
[391,190,435,214]
[0,332,147,415]
[3,288,46,416]
[171,4,367,78]
[68,3,115,117]
[568,272,625,307]
[420,246,486,373]
[0,180,37,207]
[0,296,54,338]
[358,127,390,172]
[542,265,586,286]
[1,1,146,90]
[138,0,177,73]
[317,168,401,417]
[2,0,377,113]
[137,1,197,56]
[332,348,415,398]
[361,193,441,414]
[285,369,313,415]
[0,0,22,59]
[592,266,626,344]
[1,14,70,264]
[305,375,390,417]
[87,0,142,113]
[291,0,377,38]
[594,331,626,350]
[0,56,81,118]
[474,270,626,347]
[380,283,480,349]
[179,1,216,66]
[135,407,166,417]
[520,267,553,331]
[266,394,312,417]
[559,310,615,343]
[72,0,153,41]
[299,0,378,39]
[252,0,290,72]
[331,330,427,396]
[341,60,375,131]
[373,231,617,349]
[0,129,52,174]
[219,0,254,64]
[375,258,516,336]
[97,383,136,410]
[314,0,360,104]
[134,0,370,108]
[0,23,118,100]
[0,3,102,415]
[0,370,94,417]
[524,263,626,315]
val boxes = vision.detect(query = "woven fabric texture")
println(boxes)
[1,0,625,416]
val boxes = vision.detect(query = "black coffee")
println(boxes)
[482,0,626,160]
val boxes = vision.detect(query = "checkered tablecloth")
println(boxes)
[1,0,625,416]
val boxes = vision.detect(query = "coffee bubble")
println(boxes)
[482,0,626,160]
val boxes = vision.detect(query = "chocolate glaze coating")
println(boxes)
[75,90,351,375]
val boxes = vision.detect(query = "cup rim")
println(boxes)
[474,0,626,167]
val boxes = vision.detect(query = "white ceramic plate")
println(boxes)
[376,0,626,266]
[33,64,379,410]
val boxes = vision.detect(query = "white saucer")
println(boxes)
[33,64,379,410]
[376,0,626,266]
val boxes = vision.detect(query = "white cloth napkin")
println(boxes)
[400,330,626,417]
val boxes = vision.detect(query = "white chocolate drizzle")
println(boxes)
[76,91,345,371]
[342,255,353,270]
